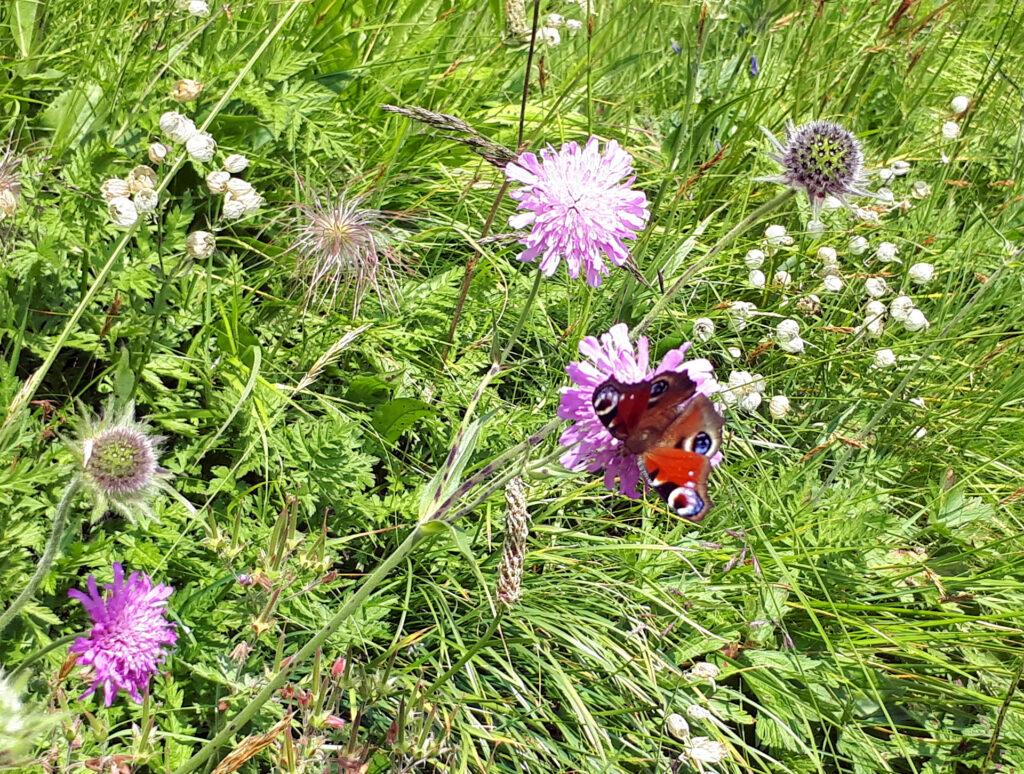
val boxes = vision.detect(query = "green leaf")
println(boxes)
[417,414,486,520]
[371,397,434,443]
[10,0,41,59]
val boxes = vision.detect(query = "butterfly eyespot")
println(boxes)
[650,379,668,398]
[593,386,620,416]
[693,432,713,456]
[668,485,704,518]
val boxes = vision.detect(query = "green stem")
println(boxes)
[170,525,426,774]
[495,267,544,364]
[632,189,796,338]
[0,478,82,635]
[421,609,505,700]
[8,632,78,679]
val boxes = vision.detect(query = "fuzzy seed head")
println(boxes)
[0,145,23,220]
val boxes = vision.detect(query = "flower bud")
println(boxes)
[171,78,204,102]
[903,308,930,332]
[941,121,960,140]
[769,394,791,419]
[159,111,197,143]
[908,262,934,285]
[107,197,139,228]
[873,349,897,369]
[186,230,216,259]
[950,95,969,114]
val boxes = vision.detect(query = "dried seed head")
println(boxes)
[496,477,530,607]
[0,144,22,221]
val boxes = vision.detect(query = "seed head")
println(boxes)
[760,120,872,218]
[496,477,530,607]
[0,144,23,221]
[290,193,397,314]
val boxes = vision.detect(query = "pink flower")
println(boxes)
[557,323,720,498]
[68,564,177,706]
[506,137,649,287]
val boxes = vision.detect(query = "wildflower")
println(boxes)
[159,111,197,144]
[873,348,897,369]
[681,737,728,766]
[686,705,715,721]
[133,189,159,214]
[291,193,396,313]
[101,178,131,201]
[748,269,765,288]
[941,121,960,140]
[505,137,649,287]
[496,477,530,606]
[796,294,821,316]
[864,277,889,298]
[911,180,931,199]
[206,170,230,194]
[727,301,756,330]
[223,153,249,173]
[127,165,157,194]
[904,308,929,332]
[171,78,203,102]
[763,223,791,248]
[909,262,934,285]
[186,132,216,163]
[890,160,911,176]
[71,402,169,521]
[769,394,791,419]
[186,230,215,259]
[875,241,899,263]
[950,95,970,115]
[693,317,715,342]
[566,18,583,33]
[848,235,869,256]
[749,55,759,77]
[537,27,561,46]
[744,248,765,269]
[68,564,176,706]
[557,323,719,498]
[862,300,886,336]
[889,295,915,322]
[688,662,721,683]
[107,197,139,228]
[0,144,22,221]
[666,713,690,740]
[773,269,792,287]
[822,274,843,292]
[759,120,872,219]
[719,370,764,413]
[186,0,210,17]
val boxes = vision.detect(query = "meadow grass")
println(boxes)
[1,0,1023,771]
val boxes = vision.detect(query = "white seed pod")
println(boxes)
[778,336,805,354]
[133,189,159,213]
[853,207,880,223]
[744,248,766,269]
[565,18,583,32]
[222,193,248,220]
[768,394,791,419]
[865,299,887,317]
[773,270,792,287]
[159,111,197,143]
[187,0,210,17]
[863,316,885,337]
[864,277,889,298]
[686,705,715,722]
[888,295,915,322]
[0,189,16,219]
[822,274,844,293]
[127,165,157,194]
[241,191,264,213]
[942,121,960,140]
[186,230,216,259]
[875,241,899,263]
[186,132,217,163]
[727,301,756,330]
[225,177,254,198]
[171,78,204,102]
[817,245,838,265]
[873,348,897,369]
[538,27,561,46]
[738,391,763,413]
[878,167,895,183]
[775,318,801,342]
[848,235,869,256]
[796,294,821,316]
[807,219,825,235]
[748,269,766,288]
[950,95,970,114]
[666,713,690,740]
[764,223,791,247]
[148,142,170,165]
[911,180,931,199]
[223,154,250,174]
[206,170,231,194]
[101,178,131,201]
[890,160,911,176]
[903,308,930,332]
[693,317,715,342]
[908,262,935,285]
[727,346,742,360]
[107,196,139,228]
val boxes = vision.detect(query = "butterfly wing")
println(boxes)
[591,371,697,452]
[641,447,713,521]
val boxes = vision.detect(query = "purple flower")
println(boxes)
[505,137,649,287]
[68,564,177,706]
[749,55,759,77]
[557,323,720,498]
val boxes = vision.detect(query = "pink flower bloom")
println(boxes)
[557,323,720,498]
[506,137,649,287]
[68,564,177,706]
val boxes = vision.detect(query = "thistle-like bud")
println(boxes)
[496,477,530,607]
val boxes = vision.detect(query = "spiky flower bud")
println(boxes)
[73,403,169,522]
[496,477,530,607]
[760,120,872,218]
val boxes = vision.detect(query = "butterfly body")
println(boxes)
[592,371,723,521]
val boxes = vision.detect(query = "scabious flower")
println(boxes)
[290,193,397,314]
[505,137,649,287]
[68,564,176,706]
[71,402,169,522]
[557,323,719,498]
[759,120,872,219]
[0,144,23,221]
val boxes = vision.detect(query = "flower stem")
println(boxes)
[8,632,78,679]
[421,609,505,700]
[0,478,82,635]
[633,189,795,338]
[495,267,544,365]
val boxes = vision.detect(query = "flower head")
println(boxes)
[681,736,728,766]
[71,402,168,521]
[557,323,719,498]
[290,193,397,314]
[760,120,872,218]
[506,137,649,287]
[68,564,176,706]
[0,143,22,221]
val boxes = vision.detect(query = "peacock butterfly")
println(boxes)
[592,370,723,521]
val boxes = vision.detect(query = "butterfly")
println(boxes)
[592,370,724,521]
